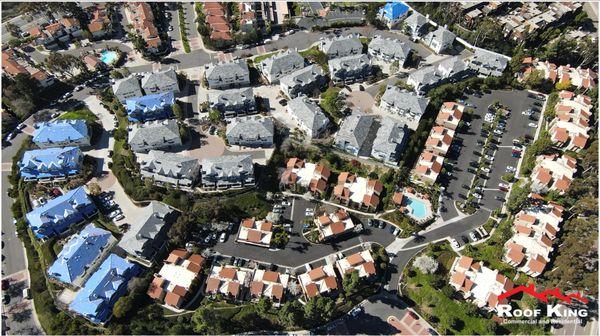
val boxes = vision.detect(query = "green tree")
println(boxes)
[172,102,183,119]
[342,270,362,296]
[5,22,21,37]
[277,300,303,326]
[192,306,227,334]
[304,296,334,327]
[256,296,272,317]
[506,183,531,214]
[208,109,221,124]
[45,52,84,77]
[320,87,344,121]
[112,295,134,318]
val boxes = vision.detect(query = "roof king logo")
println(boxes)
[496,284,590,320]
[498,284,589,304]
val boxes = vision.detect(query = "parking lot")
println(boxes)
[439,90,544,243]
[213,196,396,268]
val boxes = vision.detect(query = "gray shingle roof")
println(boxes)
[368,35,412,61]
[467,49,509,76]
[319,35,363,58]
[112,76,141,96]
[204,59,249,82]
[208,87,254,108]
[140,150,199,185]
[201,154,254,178]
[404,12,428,34]
[288,95,330,135]
[259,50,305,82]
[128,119,181,151]
[280,64,325,87]
[329,54,371,73]
[381,86,430,116]
[118,201,173,260]
[409,66,443,87]
[141,68,178,90]
[335,113,375,149]
[438,56,468,76]
[372,119,407,161]
[226,116,274,141]
[425,26,456,47]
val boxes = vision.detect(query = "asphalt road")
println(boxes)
[213,197,396,268]
[2,131,28,278]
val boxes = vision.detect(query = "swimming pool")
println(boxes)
[405,196,429,220]
[100,50,118,64]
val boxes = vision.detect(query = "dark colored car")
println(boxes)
[461,235,469,244]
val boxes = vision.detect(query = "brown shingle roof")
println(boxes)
[329,221,346,235]
[227,281,241,297]
[219,267,237,280]
[247,229,263,243]
[308,267,326,281]
[205,277,221,294]
[165,292,184,308]
[324,276,338,290]
[250,281,264,296]
[362,261,376,275]
[305,282,319,298]
[262,271,279,283]
[271,284,284,300]
[346,253,364,266]
[147,277,166,299]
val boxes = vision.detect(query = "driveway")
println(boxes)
[1,274,42,335]
[440,90,541,225]
[322,290,434,335]
[213,196,397,268]
[82,95,115,173]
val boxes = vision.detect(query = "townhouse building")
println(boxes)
[118,201,176,267]
[128,119,182,153]
[33,119,90,149]
[19,147,83,181]
[25,186,97,240]
[287,95,330,139]
[208,87,257,118]
[48,224,116,288]
[204,59,250,89]
[226,116,274,148]
[280,64,327,98]
[279,158,331,196]
[139,150,200,188]
[200,154,255,190]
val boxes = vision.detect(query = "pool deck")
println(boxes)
[402,192,434,224]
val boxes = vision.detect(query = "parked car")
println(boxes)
[219,232,227,243]
[112,214,124,222]
[528,122,537,127]
[378,221,386,229]
[450,238,460,249]
[461,235,469,244]
[469,231,480,241]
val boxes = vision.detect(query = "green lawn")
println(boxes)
[299,47,328,72]
[254,52,277,63]
[403,244,547,335]
[58,108,98,123]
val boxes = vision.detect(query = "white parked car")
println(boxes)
[528,122,537,127]
[472,193,483,199]
[481,167,490,173]
[506,166,516,173]
[219,232,227,243]
[449,238,460,249]
[469,231,479,241]
[113,214,125,222]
